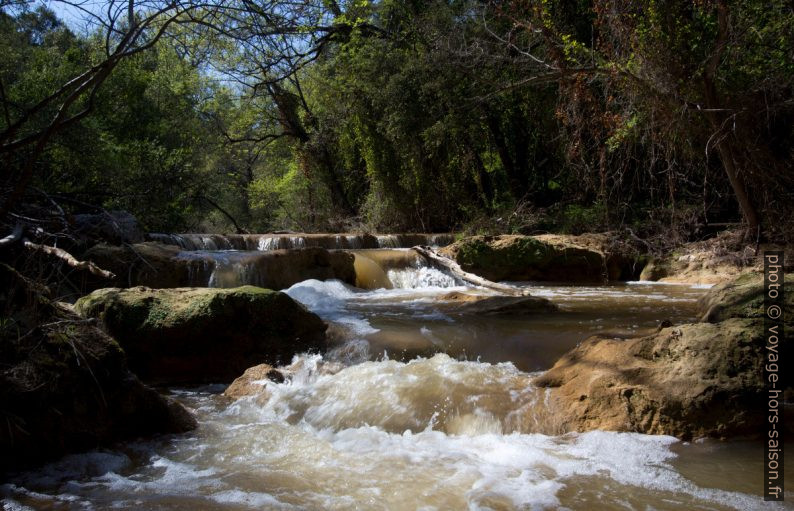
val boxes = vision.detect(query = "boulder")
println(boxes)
[82,243,356,291]
[440,234,643,282]
[438,291,558,315]
[0,264,195,472]
[75,286,327,384]
[223,363,285,400]
[534,319,769,439]
[698,271,794,325]
[224,357,344,401]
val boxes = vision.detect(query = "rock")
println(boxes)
[698,271,794,324]
[224,358,344,401]
[82,243,356,291]
[637,231,760,284]
[223,364,285,400]
[75,286,327,384]
[0,264,195,472]
[72,210,144,244]
[440,234,643,282]
[438,291,558,315]
[534,319,771,439]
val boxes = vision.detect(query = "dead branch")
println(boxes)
[0,223,24,247]
[23,241,116,279]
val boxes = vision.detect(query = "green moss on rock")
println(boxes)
[76,286,327,384]
[441,235,608,282]
[699,271,794,325]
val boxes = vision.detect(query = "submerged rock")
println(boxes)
[75,286,327,384]
[82,243,355,290]
[440,234,643,282]
[0,264,195,473]
[534,319,767,439]
[438,291,558,315]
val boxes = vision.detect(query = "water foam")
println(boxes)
[4,355,783,510]
[387,267,460,289]
[284,279,378,337]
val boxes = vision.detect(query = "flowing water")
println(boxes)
[2,250,791,510]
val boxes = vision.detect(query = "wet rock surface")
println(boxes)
[534,319,767,439]
[83,243,355,290]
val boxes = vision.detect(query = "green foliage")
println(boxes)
[1,0,790,237]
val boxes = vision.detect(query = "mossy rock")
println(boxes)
[75,286,327,384]
[441,235,608,282]
[699,271,794,326]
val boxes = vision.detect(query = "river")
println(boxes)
[1,249,791,510]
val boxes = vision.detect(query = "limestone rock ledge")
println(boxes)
[534,271,791,439]
[440,234,644,282]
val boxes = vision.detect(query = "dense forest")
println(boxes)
[1,0,792,240]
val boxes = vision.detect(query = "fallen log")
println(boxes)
[411,245,528,296]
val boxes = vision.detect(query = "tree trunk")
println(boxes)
[701,0,759,234]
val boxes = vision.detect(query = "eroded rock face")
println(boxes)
[534,270,792,439]
[534,319,767,439]
[698,271,794,324]
[82,243,355,290]
[75,286,327,385]
[440,234,643,282]
[0,264,195,472]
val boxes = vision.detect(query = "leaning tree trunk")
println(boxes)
[701,0,760,236]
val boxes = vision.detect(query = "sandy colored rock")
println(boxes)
[638,231,767,284]
[0,264,195,472]
[224,364,285,399]
[534,319,769,439]
[75,286,327,384]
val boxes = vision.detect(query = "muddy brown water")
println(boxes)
[2,255,791,510]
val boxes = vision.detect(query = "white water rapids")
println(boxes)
[2,261,792,510]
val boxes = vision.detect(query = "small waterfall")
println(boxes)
[149,233,454,251]
[376,235,400,248]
